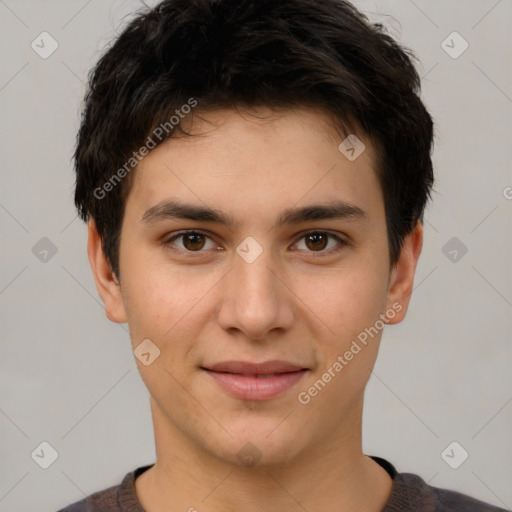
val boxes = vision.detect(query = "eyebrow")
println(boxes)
[141,198,369,227]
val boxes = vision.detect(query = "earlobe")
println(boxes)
[385,221,423,325]
[87,220,127,324]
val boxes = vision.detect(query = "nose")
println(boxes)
[216,243,295,341]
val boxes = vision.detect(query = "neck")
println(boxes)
[135,398,393,512]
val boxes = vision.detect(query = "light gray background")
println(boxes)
[1,1,511,511]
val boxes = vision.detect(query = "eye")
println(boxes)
[163,230,219,253]
[162,230,348,257]
[293,231,348,255]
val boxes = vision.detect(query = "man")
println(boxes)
[58,0,506,510]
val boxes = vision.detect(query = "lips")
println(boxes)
[202,360,309,400]
[205,360,307,375]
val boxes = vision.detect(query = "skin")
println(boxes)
[88,106,423,512]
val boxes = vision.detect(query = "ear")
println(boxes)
[87,219,127,324]
[385,220,423,324]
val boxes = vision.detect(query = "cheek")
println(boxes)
[295,267,389,416]
[298,259,389,343]
[121,263,210,397]
[120,250,221,348]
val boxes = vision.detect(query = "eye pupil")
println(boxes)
[183,233,205,251]
[306,233,328,251]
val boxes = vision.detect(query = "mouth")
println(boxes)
[201,360,309,401]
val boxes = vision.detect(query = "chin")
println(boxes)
[204,418,306,469]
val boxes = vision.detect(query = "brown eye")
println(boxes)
[304,233,328,251]
[182,233,206,251]
[293,231,348,256]
[164,231,218,253]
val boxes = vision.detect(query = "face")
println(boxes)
[89,107,421,469]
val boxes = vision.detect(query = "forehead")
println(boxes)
[126,106,383,228]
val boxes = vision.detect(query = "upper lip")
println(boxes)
[203,360,308,375]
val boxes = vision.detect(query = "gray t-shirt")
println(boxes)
[57,456,508,511]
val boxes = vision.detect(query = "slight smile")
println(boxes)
[201,360,310,401]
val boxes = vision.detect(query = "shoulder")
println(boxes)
[369,456,508,512]
[429,478,508,512]
[395,472,508,512]
[56,483,119,512]
[55,465,152,512]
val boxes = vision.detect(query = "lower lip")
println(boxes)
[203,369,308,400]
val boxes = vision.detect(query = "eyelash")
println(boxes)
[162,230,349,257]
